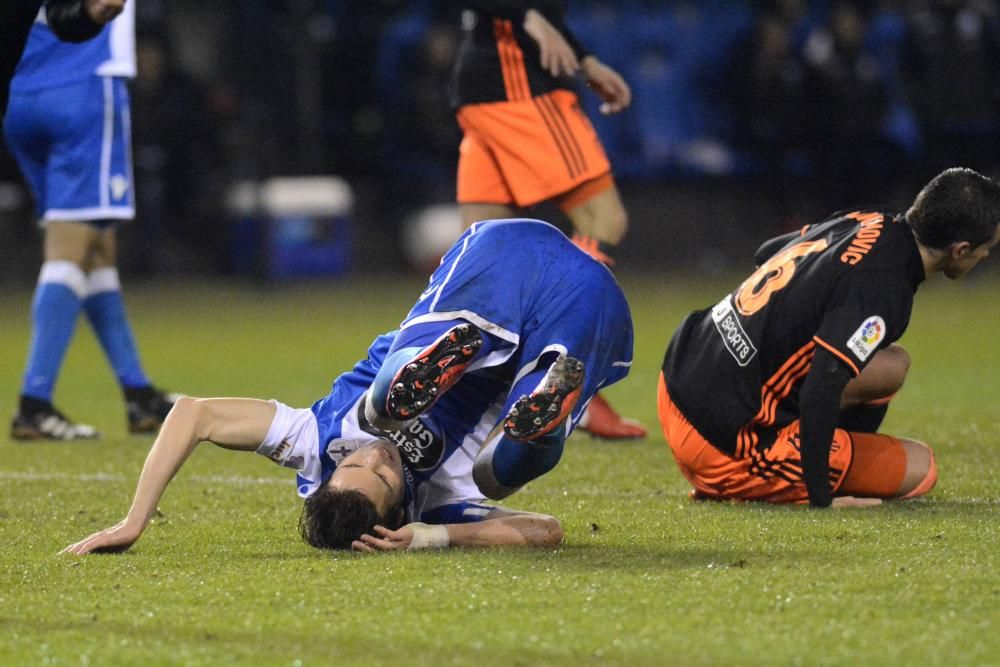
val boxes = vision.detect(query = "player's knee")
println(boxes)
[44,248,90,272]
[472,444,521,500]
[870,344,910,398]
[845,344,911,407]
[472,458,519,500]
[883,344,911,393]
[898,440,937,499]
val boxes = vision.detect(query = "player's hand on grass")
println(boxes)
[60,519,142,555]
[353,524,414,552]
[582,56,632,114]
[353,522,450,552]
[85,0,125,25]
[831,496,883,508]
[523,9,579,77]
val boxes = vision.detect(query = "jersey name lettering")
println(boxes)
[840,212,884,265]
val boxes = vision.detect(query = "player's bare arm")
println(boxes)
[352,508,564,552]
[523,8,579,77]
[61,398,276,555]
[581,56,632,114]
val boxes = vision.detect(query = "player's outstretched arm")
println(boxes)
[353,508,564,552]
[61,397,276,555]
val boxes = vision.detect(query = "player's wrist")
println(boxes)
[406,522,450,550]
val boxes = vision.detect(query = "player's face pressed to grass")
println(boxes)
[327,440,405,517]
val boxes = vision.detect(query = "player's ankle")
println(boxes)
[363,390,407,431]
[19,394,53,416]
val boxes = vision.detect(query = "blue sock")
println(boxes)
[82,268,150,389]
[368,321,500,418]
[20,261,86,402]
[490,427,566,488]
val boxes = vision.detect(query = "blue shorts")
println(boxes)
[3,76,134,225]
[400,219,634,428]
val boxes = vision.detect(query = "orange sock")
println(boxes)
[839,432,907,497]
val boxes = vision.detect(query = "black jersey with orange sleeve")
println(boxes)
[450,1,590,108]
[662,210,926,459]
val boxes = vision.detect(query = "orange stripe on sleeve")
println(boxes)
[813,336,861,376]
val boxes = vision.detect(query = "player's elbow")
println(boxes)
[545,517,565,547]
[526,515,564,547]
[170,395,197,420]
[169,396,207,439]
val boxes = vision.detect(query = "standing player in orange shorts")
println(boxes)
[657,168,1000,507]
[450,1,643,439]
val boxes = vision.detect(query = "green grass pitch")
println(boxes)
[1,273,998,666]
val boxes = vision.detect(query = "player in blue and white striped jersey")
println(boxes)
[5,1,177,441]
[63,220,635,554]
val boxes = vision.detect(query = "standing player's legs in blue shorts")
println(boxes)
[4,76,176,440]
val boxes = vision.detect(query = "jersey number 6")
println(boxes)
[735,239,829,316]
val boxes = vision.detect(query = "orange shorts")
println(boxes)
[656,373,907,503]
[456,89,612,210]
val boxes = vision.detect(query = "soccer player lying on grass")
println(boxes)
[658,167,1000,508]
[63,219,634,554]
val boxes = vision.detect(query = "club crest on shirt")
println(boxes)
[846,316,885,362]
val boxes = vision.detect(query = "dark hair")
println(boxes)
[907,168,1000,250]
[298,487,404,551]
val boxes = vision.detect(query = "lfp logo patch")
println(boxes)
[846,316,885,362]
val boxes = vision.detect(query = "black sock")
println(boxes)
[123,385,155,403]
[19,395,52,416]
[838,403,889,433]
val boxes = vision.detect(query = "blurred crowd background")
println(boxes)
[3,0,1000,281]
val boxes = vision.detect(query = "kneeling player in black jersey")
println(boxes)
[658,167,1000,507]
